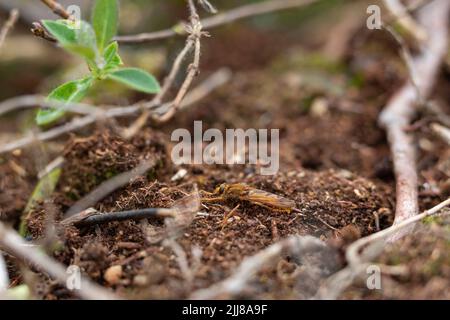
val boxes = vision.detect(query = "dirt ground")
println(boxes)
[0,14,449,300]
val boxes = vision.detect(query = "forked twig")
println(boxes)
[346,198,450,268]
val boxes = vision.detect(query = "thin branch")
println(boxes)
[346,198,450,268]
[31,22,56,43]
[383,0,427,43]
[0,222,117,300]
[61,208,175,228]
[62,190,201,227]
[39,0,71,19]
[317,198,450,299]
[0,95,101,117]
[190,235,326,299]
[378,0,450,238]
[153,0,203,123]
[163,239,195,284]
[115,0,318,43]
[0,9,19,52]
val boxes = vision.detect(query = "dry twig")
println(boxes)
[39,0,71,19]
[0,222,117,300]
[65,160,156,217]
[115,0,318,43]
[379,0,450,238]
[0,253,8,292]
[61,208,175,228]
[0,9,19,52]
[346,198,450,267]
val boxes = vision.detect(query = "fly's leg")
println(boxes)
[201,196,224,203]
[221,204,240,229]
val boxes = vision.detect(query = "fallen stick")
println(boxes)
[0,222,117,300]
[0,8,18,52]
[379,0,450,239]
[190,235,327,299]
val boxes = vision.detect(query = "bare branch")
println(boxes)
[383,0,427,43]
[317,198,450,299]
[61,208,174,228]
[379,0,450,238]
[152,0,203,123]
[39,0,71,19]
[0,222,117,300]
[0,9,19,52]
[115,0,318,43]
[163,239,195,284]
[0,68,229,155]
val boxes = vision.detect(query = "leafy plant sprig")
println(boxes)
[37,0,160,125]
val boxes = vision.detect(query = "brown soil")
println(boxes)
[1,24,449,300]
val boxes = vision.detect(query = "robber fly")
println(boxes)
[201,183,297,213]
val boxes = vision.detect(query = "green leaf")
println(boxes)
[20,167,62,236]
[36,77,93,125]
[103,41,123,71]
[71,21,99,61]
[42,20,76,45]
[92,0,119,53]
[107,68,160,94]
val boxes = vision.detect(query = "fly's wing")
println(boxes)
[246,189,295,209]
